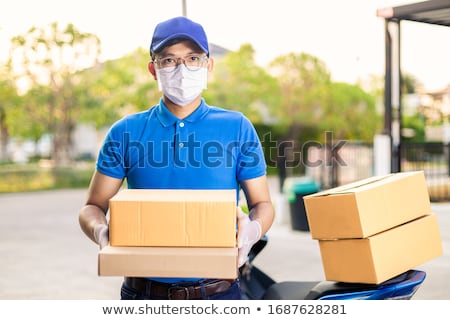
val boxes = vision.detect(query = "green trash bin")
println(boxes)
[283,176,320,231]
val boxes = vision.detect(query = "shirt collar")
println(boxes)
[155,98,209,127]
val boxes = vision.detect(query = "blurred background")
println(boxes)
[0,0,450,300]
[0,0,449,197]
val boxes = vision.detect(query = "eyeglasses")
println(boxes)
[153,54,208,73]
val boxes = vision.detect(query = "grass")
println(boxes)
[0,162,95,193]
[0,161,278,194]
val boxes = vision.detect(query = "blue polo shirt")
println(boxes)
[97,98,267,197]
[96,99,267,283]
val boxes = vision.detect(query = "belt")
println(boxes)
[124,277,235,300]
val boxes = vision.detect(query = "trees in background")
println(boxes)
[205,44,281,124]
[0,71,20,162]
[7,22,101,166]
[76,48,157,130]
[1,23,384,166]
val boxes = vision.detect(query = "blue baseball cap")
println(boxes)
[150,16,209,56]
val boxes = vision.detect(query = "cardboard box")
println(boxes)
[304,171,431,239]
[109,189,236,247]
[318,214,443,284]
[98,245,238,279]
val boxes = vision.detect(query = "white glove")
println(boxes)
[93,224,109,249]
[237,207,262,268]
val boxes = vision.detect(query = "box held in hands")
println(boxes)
[109,189,237,247]
[98,246,238,279]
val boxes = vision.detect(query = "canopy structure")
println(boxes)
[377,0,450,26]
[376,0,450,172]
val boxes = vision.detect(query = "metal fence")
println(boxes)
[306,141,373,189]
[400,142,450,202]
[302,141,450,202]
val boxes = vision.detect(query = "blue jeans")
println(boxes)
[120,279,242,300]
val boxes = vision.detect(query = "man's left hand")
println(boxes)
[237,207,261,268]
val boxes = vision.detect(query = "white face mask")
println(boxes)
[156,65,208,106]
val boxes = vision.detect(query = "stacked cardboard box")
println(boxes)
[98,189,238,279]
[304,171,443,284]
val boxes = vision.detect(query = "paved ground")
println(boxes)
[0,178,449,300]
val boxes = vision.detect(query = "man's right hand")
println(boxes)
[93,224,109,249]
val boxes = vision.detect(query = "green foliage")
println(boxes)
[9,85,50,140]
[402,73,422,94]
[0,77,19,128]
[205,44,281,124]
[320,82,381,141]
[269,52,332,127]
[7,22,102,166]
[0,72,21,161]
[76,48,159,129]
[402,114,426,142]
[0,163,94,193]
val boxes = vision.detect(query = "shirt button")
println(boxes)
[179,122,185,127]
[179,142,184,148]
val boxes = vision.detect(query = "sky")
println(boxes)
[1,0,449,92]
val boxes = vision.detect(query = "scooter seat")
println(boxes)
[262,281,320,300]
[262,270,426,300]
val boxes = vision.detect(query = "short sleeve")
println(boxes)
[236,115,267,182]
[96,120,128,179]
